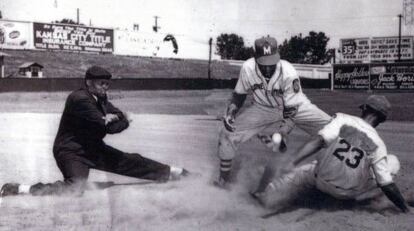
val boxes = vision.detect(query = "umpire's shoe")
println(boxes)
[0,183,20,197]
[169,168,190,181]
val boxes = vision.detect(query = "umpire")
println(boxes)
[1,66,188,197]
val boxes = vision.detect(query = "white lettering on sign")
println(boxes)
[340,36,414,62]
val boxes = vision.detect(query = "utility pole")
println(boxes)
[398,14,403,61]
[208,38,213,80]
[77,8,80,24]
[153,16,160,32]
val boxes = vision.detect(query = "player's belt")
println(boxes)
[254,102,283,111]
[317,175,360,191]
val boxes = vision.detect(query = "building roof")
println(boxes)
[19,62,44,68]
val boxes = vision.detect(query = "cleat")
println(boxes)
[249,191,266,206]
[0,183,20,197]
[213,177,230,190]
[181,168,190,177]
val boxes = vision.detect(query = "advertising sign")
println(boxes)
[340,36,414,63]
[0,20,32,49]
[333,64,370,89]
[114,30,164,56]
[33,22,113,53]
[370,63,414,90]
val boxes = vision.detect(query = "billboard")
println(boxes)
[114,30,213,60]
[33,22,114,53]
[114,30,164,57]
[340,36,414,63]
[0,20,32,49]
[370,63,414,90]
[333,64,370,89]
[333,63,414,90]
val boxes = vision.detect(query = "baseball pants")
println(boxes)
[261,162,316,209]
[290,103,332,136]
[29,144,171,196]
[218,103,285,161]
[263,161,384,209]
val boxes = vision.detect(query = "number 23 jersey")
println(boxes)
[314,113,392,198]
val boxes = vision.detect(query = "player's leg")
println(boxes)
[257,162,316,210]
[253,104,328,195]
[217,103,284,187]
[93,144,183,182]
[292,103,332,136]
[252,119,295,194]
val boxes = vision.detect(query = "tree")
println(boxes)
[216,33,254,60]
[234,46,255,61]
[304,31,330,64]
[278,33,307,63]
[278,31,330,64]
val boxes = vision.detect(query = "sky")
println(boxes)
[0,0,408,48]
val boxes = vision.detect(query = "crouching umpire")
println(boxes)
[1,66,188,197]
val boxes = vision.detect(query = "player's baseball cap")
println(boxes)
[359,95,391,118]
[85,66,112,80]
[254,36,280,66]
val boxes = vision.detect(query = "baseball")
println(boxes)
[272,133,282,145]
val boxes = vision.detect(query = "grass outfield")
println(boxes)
[0,89,413,121]
[3,49,240,79]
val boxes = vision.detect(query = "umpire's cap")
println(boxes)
[254,36,280,66]
[359,95,391,118]
[85,66,112,80]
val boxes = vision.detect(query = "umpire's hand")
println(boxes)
[103,113,119,125]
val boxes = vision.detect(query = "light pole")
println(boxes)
[398,14,403,61]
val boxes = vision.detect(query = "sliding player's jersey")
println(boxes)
[314,113,392,199]
[234,58,310,108]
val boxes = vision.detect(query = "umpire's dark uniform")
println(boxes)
[30,66,171,196]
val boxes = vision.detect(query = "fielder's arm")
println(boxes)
[223,92,247,132]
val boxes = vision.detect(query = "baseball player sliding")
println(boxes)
[216,35,331,188]
[255,95,412,214]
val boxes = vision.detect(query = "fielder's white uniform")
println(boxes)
[218,58,331,160]
[263,113,396,207]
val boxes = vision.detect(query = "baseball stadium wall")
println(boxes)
[0,77,330,92]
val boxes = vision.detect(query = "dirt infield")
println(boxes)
[0,90,413,231]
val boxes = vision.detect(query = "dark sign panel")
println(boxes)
[33,22,113,53]
[333,64,370,89]
[370,63,414,90]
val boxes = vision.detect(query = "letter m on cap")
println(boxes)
[263,45,272,55]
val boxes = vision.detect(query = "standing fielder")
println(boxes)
[1,66,188,197]
[216,36,331,188]
[256,95,411,214]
